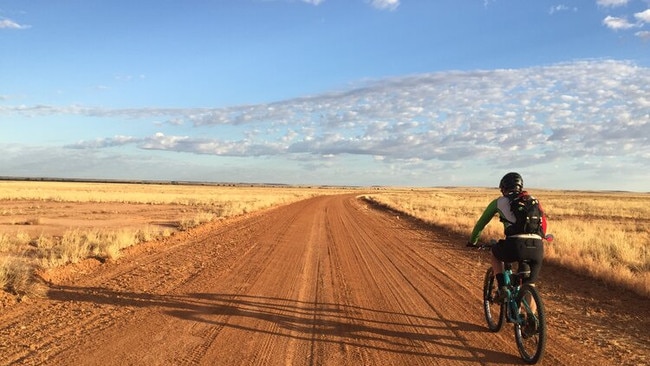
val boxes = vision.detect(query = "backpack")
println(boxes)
[505,191,543,236]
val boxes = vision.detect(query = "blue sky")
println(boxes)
[1,0,649,191]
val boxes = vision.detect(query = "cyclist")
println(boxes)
[467,172,547,301]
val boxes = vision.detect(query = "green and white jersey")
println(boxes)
[469,196,516,244]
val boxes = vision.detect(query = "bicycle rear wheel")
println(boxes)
[514,284,546,364]
[483,267,504,332]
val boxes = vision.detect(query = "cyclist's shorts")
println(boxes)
[492,237,544,283]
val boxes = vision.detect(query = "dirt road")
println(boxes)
[1,194,647,365]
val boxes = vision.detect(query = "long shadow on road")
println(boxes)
[48,285,520,364]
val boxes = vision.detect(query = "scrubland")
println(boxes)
[364,188,650,298]
[1,181,648,299]
[0,180,353,297]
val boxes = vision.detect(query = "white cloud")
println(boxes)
[635,9,650,23]
[636,30,650,39]
[0,18,30,29]
[550,5,567,14]
[67,135,138,149]
[4,59,649,189]
[603,15,637,29]
[368,0,400,11]
[26,59,644,166]
[549,5,577,15]
[600,3,650,36]
[597,0,630,7]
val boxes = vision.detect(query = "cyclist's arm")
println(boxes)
[469,198,499,244]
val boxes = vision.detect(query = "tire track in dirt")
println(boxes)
[324,197,485,364]
[0,194,647,365]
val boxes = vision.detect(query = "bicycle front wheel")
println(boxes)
[514,284,547,364]
[483,267,504,332]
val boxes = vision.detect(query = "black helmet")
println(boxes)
[499,172,523,192]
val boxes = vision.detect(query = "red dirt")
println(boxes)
[0,200,195,237]
[0,194,648,365]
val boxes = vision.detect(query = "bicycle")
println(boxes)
[479,235,553,364]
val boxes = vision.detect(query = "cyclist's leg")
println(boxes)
[516,238,544,313]
[490,240,507,287]
[491,252,504,284]
[520,238,544,285]
[491,239,518,286]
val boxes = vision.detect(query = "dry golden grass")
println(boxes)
[3,181,647,299]
[0,180,338,207]
[0,181,356,296]
[0,255,46,299]
[364,188,650,298]
[178,211,217,231]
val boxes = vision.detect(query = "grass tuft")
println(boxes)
[0,256,46,298]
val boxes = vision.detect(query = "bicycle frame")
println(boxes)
[503,264,528,325]
[480,238,550,364]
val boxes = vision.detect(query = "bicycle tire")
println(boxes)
[483,267,504,332]
[514,284,547,364]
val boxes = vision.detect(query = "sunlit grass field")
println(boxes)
[0,180,340,207]
[1,181,648,299]
[0,180,356,296]
[364,187,650,298]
